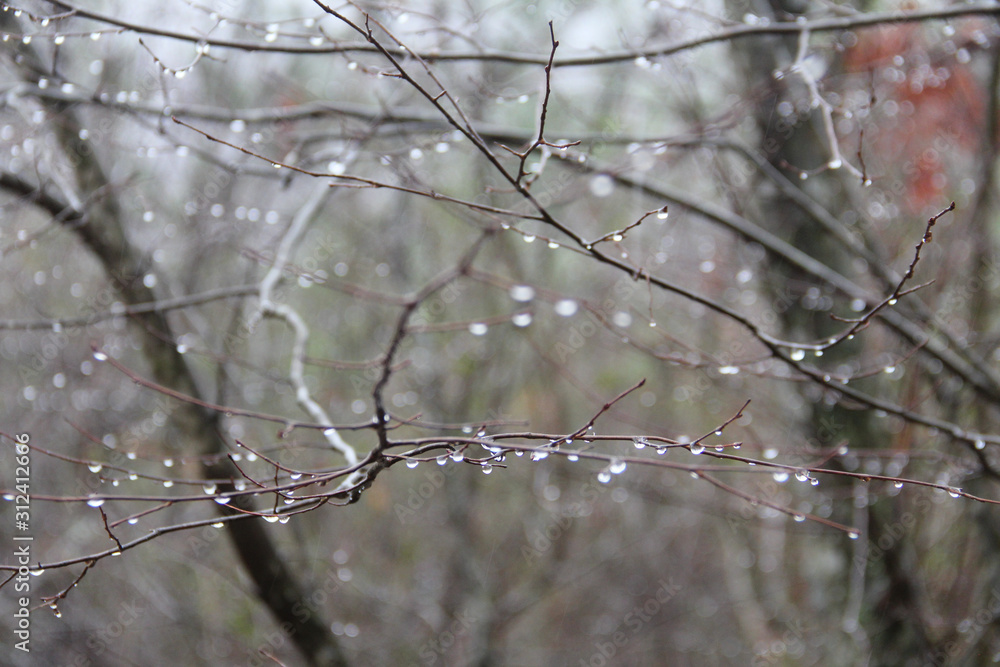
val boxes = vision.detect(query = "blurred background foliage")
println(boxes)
[3,0,1000,665]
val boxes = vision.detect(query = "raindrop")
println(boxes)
[975,439,986,450]
[554,299,578,317]
[451,450,465,462]
[633,437,648,449]
[309,36,323,46]
[719,366,739,375]
[163,458,174,468]
[589,174,614,197]
[772,471,789,483]
[609,458,627,474]
[827,158,842,170]
[264,515,280,523]
[795,470,809,482]
[790,349,805,361]
[948,487,961,498]
[93,350,108,361]
[884,366,896,374]
[793,514,806,522]
[162,480,173,488]
[523,235,536,243]
[893,481,904,489]
[810,477,819,486]
[86,497,105,508]
[512,313,532,327]
[468,322,488,336]
[88,463,102,473]
[597,471,612,484]
[847,531,860,540]
[481,464,493,475]
[567,454,579,462]
[214,495,232,505]
[689,444,705,455]
[406,460,419,469]
[202,484,217,494]
[510,285,535,302]
[530,451,549,461]
[656,206,669,220]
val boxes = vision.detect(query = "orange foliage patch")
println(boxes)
[842,22,986,210]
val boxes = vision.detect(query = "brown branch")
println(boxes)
[34,1,1000,67]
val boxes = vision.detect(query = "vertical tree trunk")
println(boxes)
[0,12,348,667]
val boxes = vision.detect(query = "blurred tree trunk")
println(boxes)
[0,12,348,667]
[726,0,917,662]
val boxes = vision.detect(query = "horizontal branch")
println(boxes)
[31,2,1000,67]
